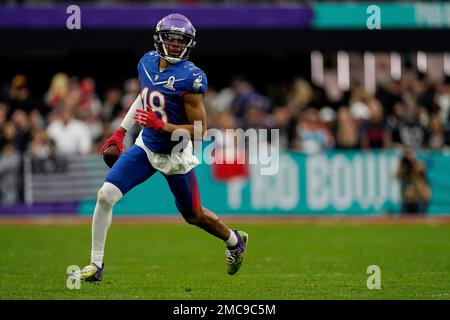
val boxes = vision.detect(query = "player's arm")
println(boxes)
[164,93,207,137]
[134,93,207,139]
[100,95,142,154]
[119,95,143,133]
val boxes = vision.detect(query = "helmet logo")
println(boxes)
[164,76,176,91]
[156,20,162,31]
[170,26,186,33]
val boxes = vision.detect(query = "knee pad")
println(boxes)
[97,182,123,208]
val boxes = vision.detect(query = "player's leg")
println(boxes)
[164,169,228,239]
[69,144,156,282]
[93,145,157,266]
[201,207,249,275]
[164,169,248,275]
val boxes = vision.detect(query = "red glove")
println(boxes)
[100,128,126,154]
[134,108,164,131]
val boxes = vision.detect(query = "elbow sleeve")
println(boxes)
[120,95,143,131]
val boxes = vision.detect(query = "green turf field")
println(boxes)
[0,223,449,299]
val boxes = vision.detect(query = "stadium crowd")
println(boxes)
[0,64,449,206]
[2,70,450,157]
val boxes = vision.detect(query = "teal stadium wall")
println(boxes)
[78,150,450,216]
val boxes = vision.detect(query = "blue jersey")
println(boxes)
[137,51,208,154]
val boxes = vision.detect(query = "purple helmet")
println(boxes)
[153,13,197,64]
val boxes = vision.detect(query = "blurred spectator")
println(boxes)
[0,103,8,150]
[0,119,21,205]
[395,149,431,214]
[78,77,103,118]
[8,74,43,114]
[417,81,440,115]
[349,101,371,122]
[318,107,336,133]
[243,104,270,131]
[47,106,92,156]
[427,114,447,150]
[11,109,32,152]
[271,106,296,149]
[444,120,450,147]
[336,106,359,149]
[102,88,123,122]
[210,110,248,182]
[29,128,55,159]
[61,77,82,110]
[207,85,234,114]
[85,112,105,148]
[29,109,46,130]
[294,107,334,153]
[2,122,18,152]
[44,73,70,111]
[391,105,428,149]
[376,79,404,116]
[360,98,391,149]
[287,78,313,112]
[230,77,254,116]
[403,79,425,114]
[121,78,140,111]
[0,142,20,205]
[387,102,407,138]
[435,79,450,124]
[202,86,220,128]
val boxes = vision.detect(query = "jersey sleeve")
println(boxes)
[137,55,145,85]
[181,68,208,96]
[137,51,156,83]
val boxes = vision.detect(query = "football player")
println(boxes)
[68,13,248,282]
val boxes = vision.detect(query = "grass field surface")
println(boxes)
[1,222,449,299]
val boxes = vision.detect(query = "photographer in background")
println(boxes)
[395,149,431,214]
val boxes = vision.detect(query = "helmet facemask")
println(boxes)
[157,32,195,64]
[153,14,197,64]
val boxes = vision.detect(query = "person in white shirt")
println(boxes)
[47,106,92,156]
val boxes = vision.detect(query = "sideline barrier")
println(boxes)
[74,150,450,215]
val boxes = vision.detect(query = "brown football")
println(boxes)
[103,144,121,168]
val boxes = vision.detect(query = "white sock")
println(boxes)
[90,182,122,267]
[225,229,238,248]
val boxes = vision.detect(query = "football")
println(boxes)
[102,144,121,168]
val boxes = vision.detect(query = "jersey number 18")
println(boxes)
[141,87,168,122]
